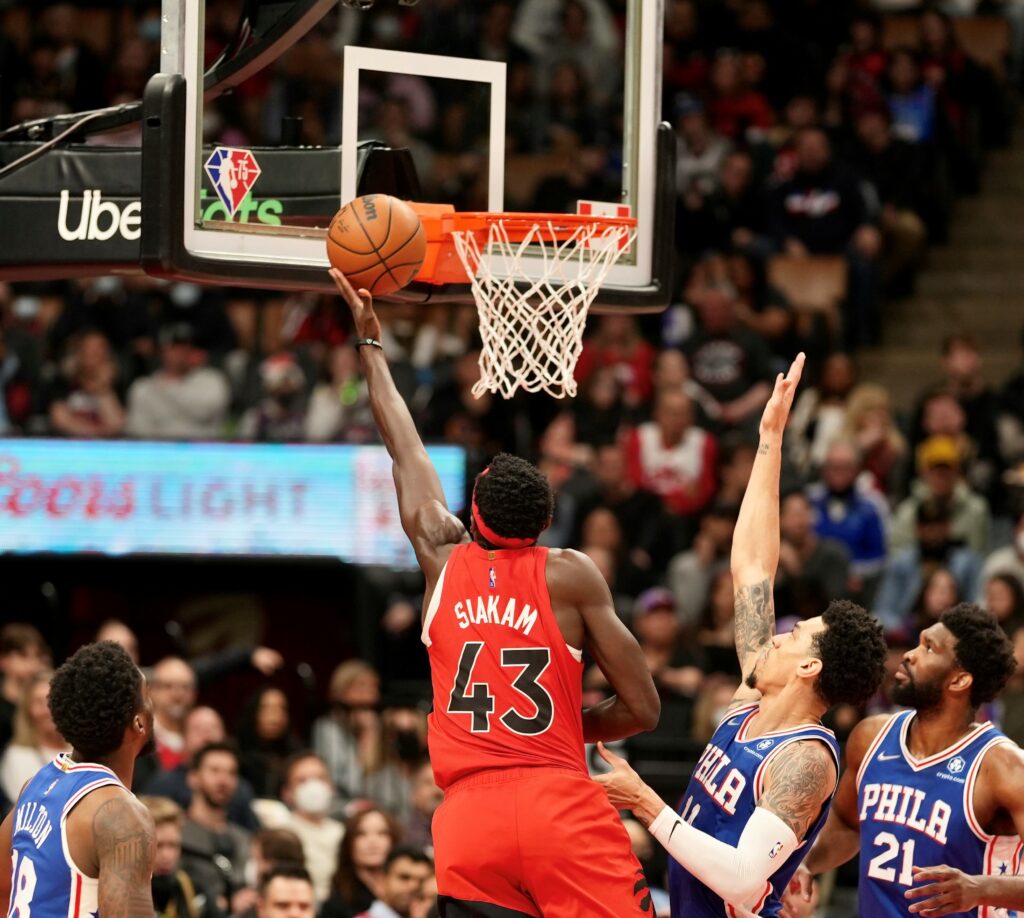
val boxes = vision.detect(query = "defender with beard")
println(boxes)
[788,605,1024,917]
[595,354,887,917]
[0,641,156,918]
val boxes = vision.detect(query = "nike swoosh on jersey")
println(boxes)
[877,752,902,762]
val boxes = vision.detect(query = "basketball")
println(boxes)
[325,195,427,296]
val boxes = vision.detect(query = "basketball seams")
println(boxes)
[326,195,425,294]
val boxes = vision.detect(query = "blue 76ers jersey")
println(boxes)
[857,710,1023,918]
[668,704,840,917]
[8,754,126,918]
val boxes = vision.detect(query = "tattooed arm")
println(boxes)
[759,739,838,841]
[93,795,156,918]
[729,354,805,705]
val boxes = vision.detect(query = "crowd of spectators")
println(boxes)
[5,0,1024,913]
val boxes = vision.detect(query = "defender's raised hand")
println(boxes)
[759,352,805,438]
[330,268,381,342]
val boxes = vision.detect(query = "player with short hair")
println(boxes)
[787,602,1024,917]
[595,353,888,917]
[329,268,661,918]
[0,641,156,918]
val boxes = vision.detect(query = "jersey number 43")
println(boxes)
[448,642,554,736]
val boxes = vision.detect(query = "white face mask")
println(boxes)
[293,778,333,816]
[243,859,258,889]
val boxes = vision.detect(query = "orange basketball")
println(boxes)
[326,195,427,296]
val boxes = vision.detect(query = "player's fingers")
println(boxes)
[787,352,806,384]
[328,268,362,308]
[909,896,956,916]
[799,873,813,901]
[595,741,619,766]
[905,882,945,900]
[911,867,953,883]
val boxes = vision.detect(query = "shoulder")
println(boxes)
[847,713,896,765]
[89,788,155,857]
[979,739,1024,789]
[546,548,604,597]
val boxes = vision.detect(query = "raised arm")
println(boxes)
[549,550,660,741]
[330,270,467,573]
[93,794,156,918]
[730,354,805,693]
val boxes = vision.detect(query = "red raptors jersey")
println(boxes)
[422,542,586,789]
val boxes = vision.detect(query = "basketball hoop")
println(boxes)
[409,204,637,400]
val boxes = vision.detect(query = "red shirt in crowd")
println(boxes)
[625,421,718,516]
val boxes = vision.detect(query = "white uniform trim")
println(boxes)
[421,557,450,647]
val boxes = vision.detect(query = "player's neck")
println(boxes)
[753,684,825,733]
[69,748,135,787]
[907,703,978,758]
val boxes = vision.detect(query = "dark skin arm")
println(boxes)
[725,354,805,715]
[330,269,468,585]
[547,549,660,741]
[905,744,1024,915]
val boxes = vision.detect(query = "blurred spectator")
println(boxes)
[144,795,219,918]
[840,383,907,498]
[573,442,669,569]
[402,762,442,851]
[663,0,709,97]
[145,705,258,831]
[305,346,376,443]
[874,499,982,635]
[696,569,742,679]
[806,439,888,591]
[409,873,437,918]
[679,150,763,256]
[774,492,851,620]
[984,572,1024,634]
[181,742,251,909]
[150,657,198,773]
[705,50,775,141]
[257,866,315,918]
[279,752,344,903]
[364,700,429,823]
[999,324,1024,463]
[313,661,382,803]
[126,324,231,440]
[251,827,306,879]
[239,354,308,443]
[569,365,625,447]
[851,108,929,293]
[625,389,718,519]
[237,687,303,799]
[788,352,859,473]
[674,95,733,204]
[0,670,66,803]
[649,348,720,426]
[95,619,140,664]
[886,48,938,145]
[912,566,962,636]
[575,314,657,410]
[323,808,401,918]
[48,330,125,438]
[667,500,738,627]
[353,847,433,918]
[0,325,35,434]
[765,127,881,348]
[39,4,106,111]
[715,436,758,506]
[912,334,1002,498]
[683,284,774,431]
[890,435,991,555]
[981,510,1024,591]
[578,507,654,597]
[0,625,50,751]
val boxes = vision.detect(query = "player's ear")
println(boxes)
[798,657,823,681]
[948,668,973,697]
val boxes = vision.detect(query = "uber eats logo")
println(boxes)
[57,189,284,241]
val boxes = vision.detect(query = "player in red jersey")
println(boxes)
[330,269,661,918]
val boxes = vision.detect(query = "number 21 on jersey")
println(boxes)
[867,832,916,886]
[448,642,554,736]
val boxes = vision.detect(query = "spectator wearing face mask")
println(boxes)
[143,795,220,918]
[363,698,429,824]
[278,752,344,903]
[313,661,382,804]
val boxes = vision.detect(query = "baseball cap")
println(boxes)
[917,435,961,471]
[634,587,676,616]
[674,92,704,119]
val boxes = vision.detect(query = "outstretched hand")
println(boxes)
[905,866,983,915]
[329,268,381,342]
[592,742,645,812]
[759,352,805,438]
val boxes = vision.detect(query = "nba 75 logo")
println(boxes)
[204,147,263,220]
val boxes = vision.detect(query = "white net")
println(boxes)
[450,219,637,400]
